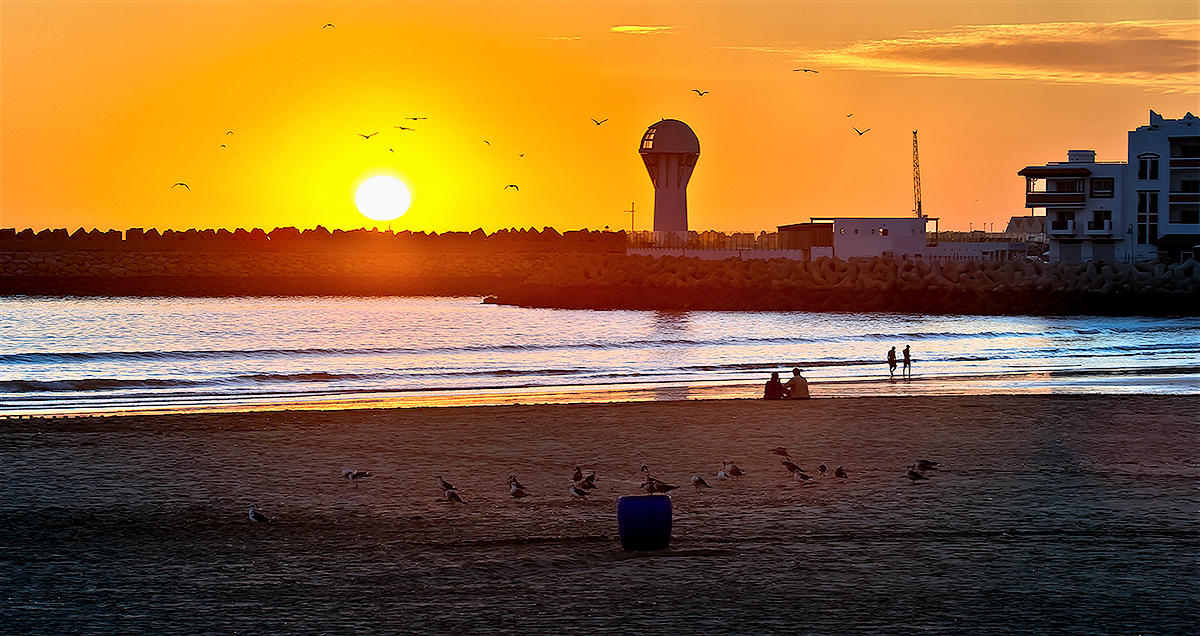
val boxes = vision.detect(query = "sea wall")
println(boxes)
[1,247,1197,315]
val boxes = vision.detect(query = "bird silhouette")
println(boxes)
[248,505,274,523]
[853,127,870,136]
[794,68,819,73]
[219,144,226,149]
[591,118,608,125]
[225,130,234,135]
[846,113,853,117]
[393,126,415,131]
[388,148,394,152]
[482,140,491,146]
[504,184,519,191]
[322,23,335,29]
[834,465,848,479]
[171,182,189,190]
[692,89,709,96]
[357,132,378,139]
[517,153,525,158]
[406,117,428,120]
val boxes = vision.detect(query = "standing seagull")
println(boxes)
[573,466,584,482]
[591,118,608,126]
[915,459,940,471]
[248,505,275,523]
[444,489,465,503]
[905,465,929,482]
[834,465,848,479]
[436,475,455,492]
[691,474,713,492]
[853,127,871,136]
[570,483,591,498]
[581,472,597,489]
[692,89,709,96]
[792,470,813,482]
[781,460,803,473]
[509,483,529,498]
[170,182,189,190]
[723,460,745,477]
[817,464,828,476]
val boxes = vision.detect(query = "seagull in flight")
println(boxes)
[517,153,525,158]
[853,127,870,136]
[357,132,378,139]
[219,144,226,149]
[388,148,394,152]
[393,126,415,131]
[322,23,335,29]
[482,140,491,146]
[504,184,519,191]
[794,68,819,73]
[225,130,234,135]
[692,89,709,96]
[591,118,608,126]
[248,505,274,523]
[406,117,428,121]
[171,182,189,190]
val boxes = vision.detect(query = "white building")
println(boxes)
[811,216,931,260]
[1019,110,1200,263]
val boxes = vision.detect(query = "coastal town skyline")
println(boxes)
[3,2,1197,234]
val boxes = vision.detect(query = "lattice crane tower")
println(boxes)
[912,130,923,217]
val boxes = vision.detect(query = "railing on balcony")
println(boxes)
[1048,220,1076,234]
[1025,192,1086,207]
[1086,220,1112,235]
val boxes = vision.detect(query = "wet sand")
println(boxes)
[2,395,1197,633]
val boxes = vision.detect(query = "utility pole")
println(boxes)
[912,130,922,218]
[626,202,636,235]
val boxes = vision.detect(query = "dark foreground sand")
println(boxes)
[2,395,1197,633]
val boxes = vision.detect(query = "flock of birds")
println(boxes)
[173,25,870,193]
[246,448,940,522]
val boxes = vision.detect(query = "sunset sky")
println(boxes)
[2,1,1197,234]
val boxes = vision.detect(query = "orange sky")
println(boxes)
[2,1,1197,234]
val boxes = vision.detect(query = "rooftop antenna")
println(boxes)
[912,130,922,218]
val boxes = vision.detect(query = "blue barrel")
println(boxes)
[617,494,672,551]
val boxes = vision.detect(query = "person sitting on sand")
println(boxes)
[782,367,810,399]
[764,372,785,400]
[887,346,897,378]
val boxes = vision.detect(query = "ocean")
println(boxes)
[1,295,1198,415]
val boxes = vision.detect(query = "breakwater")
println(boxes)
[1,229,1197,315]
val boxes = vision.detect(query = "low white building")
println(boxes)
[1019,110,1200,263]
[811,216,932,260]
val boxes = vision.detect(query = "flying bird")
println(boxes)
[406,117,428,120]
[226,130,234,135]
[853,127,871,136]
[591,118,608,126]
[357,132,379,139]
[170,182,189,190]
[846,113,854,118]
[322,23,335,29]
[393,126,415,131]
[388,148,394,152]
[692,89,709,96]
[794,68,819,73]
[517,153,525,158]
[219,144,226,149]
[482,140,491,146]
[504,184,519,191]
[691,474,713,491]
[248,505,275,523]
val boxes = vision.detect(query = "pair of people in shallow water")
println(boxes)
[764,367,808,400]
[887,345,912,378]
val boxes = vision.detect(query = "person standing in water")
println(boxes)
[902,345,912,377]
[887,346,897,378]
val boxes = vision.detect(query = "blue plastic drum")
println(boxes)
[617,494,673,551]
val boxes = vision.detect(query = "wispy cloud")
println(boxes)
[537,35,582,41]
[735,20,1199,93]
[611,25,675,36]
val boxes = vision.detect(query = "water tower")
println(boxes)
[639,119,699,236]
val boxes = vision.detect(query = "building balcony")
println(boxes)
[1025,192,1086,207]
[1169,158,1200,169]
[1086,220,1113,236]
[1168,192,1200,204]
[1048,220,1076,235]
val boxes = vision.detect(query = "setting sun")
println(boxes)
[355,175,412,222]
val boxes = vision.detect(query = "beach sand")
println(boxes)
[3,395,1197,633]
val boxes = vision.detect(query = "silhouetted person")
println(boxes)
[764,372,785,400]
[902,345,912,377]
[887,346,897,378]
[783,367,810,399]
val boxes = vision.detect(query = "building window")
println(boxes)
[1137,155,1159,180]
[1181,179,1200,194]
[1090,177,1114,197]
[1137,191,1159,244]
[1089,210,1111,231]
[1170,205,1199,224]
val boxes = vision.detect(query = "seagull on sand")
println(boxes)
[357,132,379,139]
[692,89,709,96]
[573,466,584,482]
[915,459,940,471]
[570,483,591,498]
[853,127,870,136]
[715,468,730,480]
[691,474,713,491]
[817,463,828,476]
[581,472,597,489]
[792,470,813,482]
[650,479,679,493]
[248,505,275,523]
[444,489,465,503]
[769,447,791,458]
[507,474,526,489]
[591,118,608,126]
[905,465,929,482]
[342,468,373,481]
[509,483,529,498]
[781,460,802,473]
[723,460,745,477]
[170,182,189,190]
[436,475,455,492]
[834,465,848,479]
